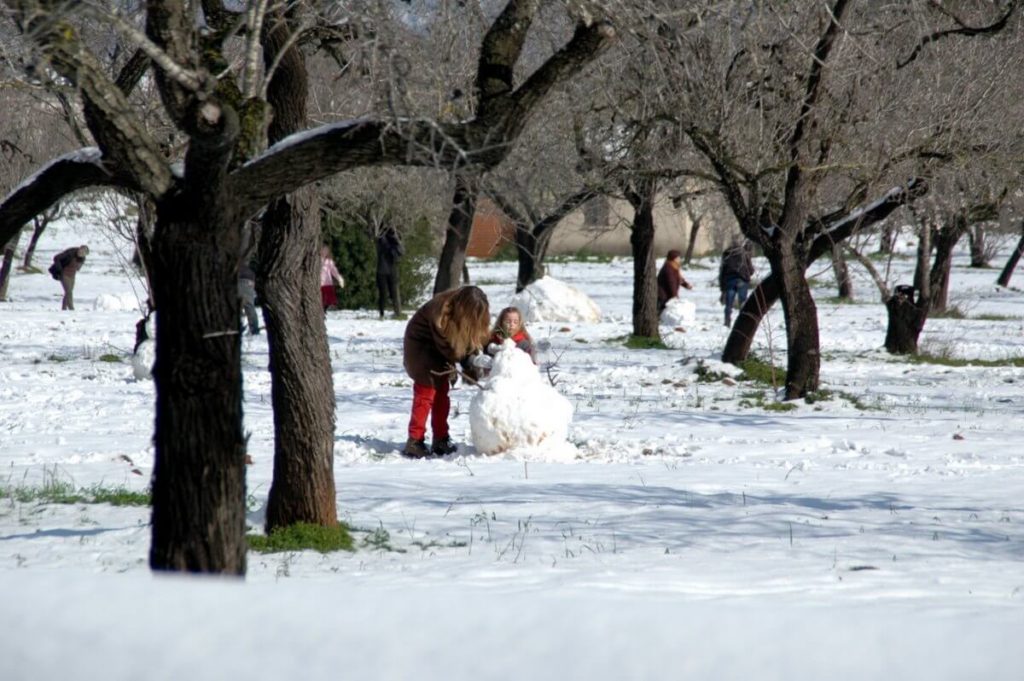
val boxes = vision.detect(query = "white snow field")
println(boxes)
[1,208,1022,681]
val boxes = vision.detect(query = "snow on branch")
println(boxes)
[0,148,119,246]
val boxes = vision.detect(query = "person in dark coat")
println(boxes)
[402,286,491,458]
[656,249,693,313]
[375,226,404,318]
[719,236,756,326]
[50,245,89,310]
[238,262,260,335]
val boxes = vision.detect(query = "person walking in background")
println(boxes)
[402,286,491,459]
[375,226,404,319]
[49,245,89,310]
[238,262,260,335]
[719,235,755,326]
[486,306,537,364]
[320,244,345,313]
[656,248,693,314]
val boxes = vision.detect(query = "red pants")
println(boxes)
[408,381,450,440]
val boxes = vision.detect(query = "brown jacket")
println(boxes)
[403,289,476,387]
[657,260,690,311]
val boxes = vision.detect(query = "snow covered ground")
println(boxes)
[1,208,1022,680]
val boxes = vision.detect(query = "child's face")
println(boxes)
[502,312,521,335]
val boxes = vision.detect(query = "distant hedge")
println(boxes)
[322,208,436,312]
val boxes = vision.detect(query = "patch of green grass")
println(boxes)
[97,353,122,363]
[822,296,864,305]
[624,334,668,350]
[248,522,355,554]
[973,313,1020,321]
[736,356,784,387]
[47,354,71,363]
[548,251,616,264]
[930,306,966,320]
[87,485,150,506]
[906,354,1024,368]
[0,480,150,506]
[693,359,728,383]
[763,401,798,412]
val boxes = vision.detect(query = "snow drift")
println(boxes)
[508,276,601,323]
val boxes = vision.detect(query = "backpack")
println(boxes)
[48,261,62,280]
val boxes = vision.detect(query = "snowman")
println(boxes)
[468,339,576,461]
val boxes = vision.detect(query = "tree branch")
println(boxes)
[897,1,1019,69]
[0,150,134,246]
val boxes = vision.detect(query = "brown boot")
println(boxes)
[402,437,430,459]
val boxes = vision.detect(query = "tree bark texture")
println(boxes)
[928,221,963,315]
[628,180,659,339]
[884,293,928,354]
[22,215,48,269]
[684,218,701,265]
[721,275,779,364]
[769,244,820,399]
[260,16,338,532]
[831,244,852,299]
[434,174,480,294]
[0,231,20,300]
[968,224,987,268]
[515,227,543,292]
[996,226,1024,287]
[148,202,247,574]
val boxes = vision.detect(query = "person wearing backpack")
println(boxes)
[50,245,89,310]
[718,236,755,326]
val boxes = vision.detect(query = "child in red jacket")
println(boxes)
[487,306,537,364]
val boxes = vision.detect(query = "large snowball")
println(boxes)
[469,339,576,461]
[93,293,141,312]
[660,298,697,326]
[508,276,601,323]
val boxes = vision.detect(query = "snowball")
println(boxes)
[469,339,576,461]
[508,276,601,323]
[92,293,141,312]
[660,298,696,326]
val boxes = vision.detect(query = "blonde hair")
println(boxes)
[437,286,491,358]
[493,306,530,340]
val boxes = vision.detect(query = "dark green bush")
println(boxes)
[322,209,436,312]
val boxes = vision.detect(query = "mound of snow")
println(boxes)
[469,339,576,461]
[93,293,140,312]
[660,298,697,326]
[508,276,601,323]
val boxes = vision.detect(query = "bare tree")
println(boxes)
[657,0,1020,398]
[997,219,1024,287]
[0,0,613,574]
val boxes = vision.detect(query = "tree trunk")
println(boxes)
[0,231,20,301]
[929,220,963,315]
[770,243,820,399]
[148,202,247,574]
[434,174,479,294]
[878,221,896,254]
[22,216,47,269]
[832,243,852,299]
[683,217,701,265]
[628,179,659,339]
[884,292,928,354]
[260,14,338,532]
[968,223,987,268]
[996,222,1024,287]
[721,275,780,363]
[515,227,542,293]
